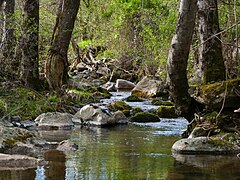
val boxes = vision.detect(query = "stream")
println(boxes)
[0,91,239,179]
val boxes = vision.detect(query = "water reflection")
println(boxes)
[167,154,240,180]
[2,117,239,179]
[43,150,66,180]
[0,168,36,180]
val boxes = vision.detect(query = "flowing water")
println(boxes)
[0,92,239,179]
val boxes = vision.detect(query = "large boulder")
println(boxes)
[35,112,74,130]
[172,137,240,154]
[73,104,129,126]
[131,76,166,98]
[192,78,240,110]
[0,153,37,169]
[115,79,135,90]
[0,126,34,153]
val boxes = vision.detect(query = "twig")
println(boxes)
[194,22,240,51]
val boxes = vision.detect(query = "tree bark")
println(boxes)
[45,0,80,94]
[0,0,3,8]
[20,0,40,90]
[0,0,15,59]
[198,0,226,84]
[167,0,198,119]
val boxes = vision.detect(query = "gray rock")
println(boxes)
[116,79,135,90]
[35,112,74,130]
[0,153,37,170]
[101,81,116,91]
[0,126,35,152]
[4,142,36,156]
[96,66,111,77]
[131,76,166,98]
[172,137,240,154]
[73,104,128,126]
[56,140,78,151]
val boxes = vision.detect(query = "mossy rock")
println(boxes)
[125,95,143,102]
[157,106,177,118]
[151,98,174,106]
[0,126,34,151]
[130,112,160,123]
[109,100,132,112]
[194,78,240,110]
[122,109,131,117]
[132,107,143,116]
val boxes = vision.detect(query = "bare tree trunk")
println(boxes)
[20,0,40,90]
[0,0,15,59]
[0,0,3,8]
[167,0,198,119]
[198,0,226,84]
[45,0,80,94]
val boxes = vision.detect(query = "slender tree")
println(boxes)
[198,0,226,84]
[0,0,15,59]
[20,0,40,89]
[0,0,3,8]
[167,0,198,119]
[45,0,80,94]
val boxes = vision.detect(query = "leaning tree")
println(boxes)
[45,0,80,94]
[167,0,198,119]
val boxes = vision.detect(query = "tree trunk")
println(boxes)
[0,0,3,8]
[0,0,15,59]
[45,0,80,94]
[167,0,198,119]
[198,0,226,84]
[20,0,40,90]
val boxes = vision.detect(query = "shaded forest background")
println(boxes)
[0,0,240,121]
[0,0,239,83]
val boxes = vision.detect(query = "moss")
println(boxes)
[122,109,131,117]
[130,112,160,123]
[0,84,97,121]
[209,137,234,148]
[160,101,174,106]
[132,107,143,116]
[109,100,132,111]
[125,95,143,102]
[221,133,239,143]
[157,106,177,118]
[0,98,6,115]
[151,98,162,105]
[199,78,240,109]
